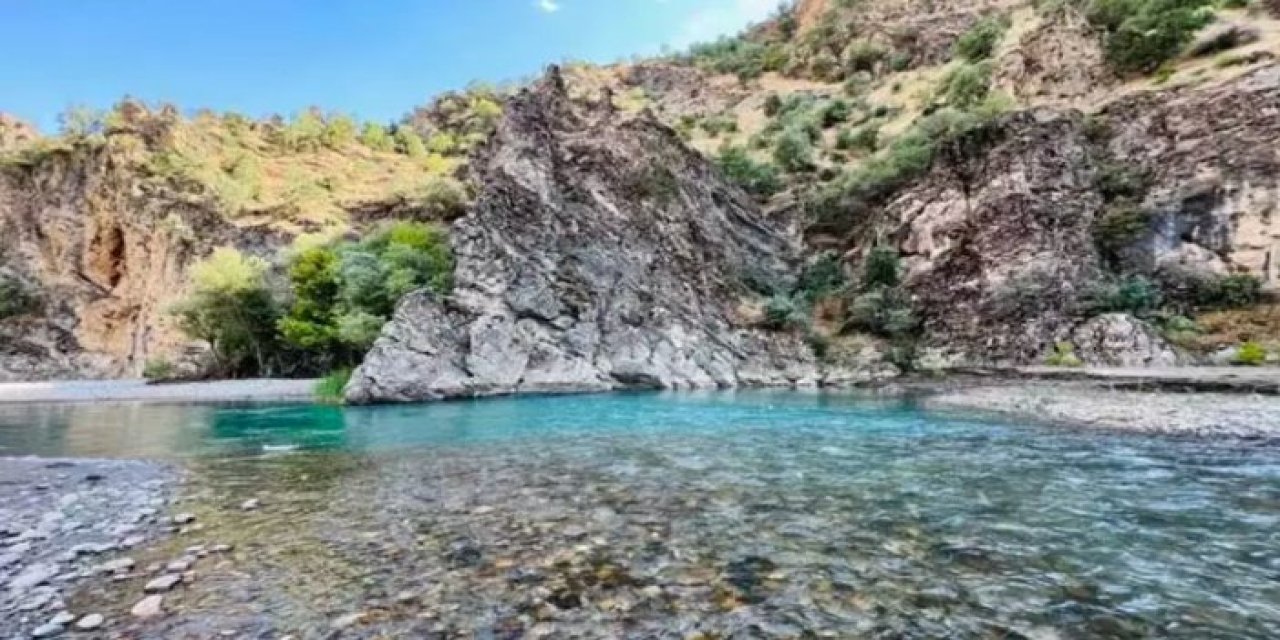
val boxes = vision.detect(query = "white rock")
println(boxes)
[240,498,260,511]
[131,594,164,619]
[74,614,104,630]
[31,622,63,638]
[166,556,196,572]
[172,513,196,525]
[144,574,183,593]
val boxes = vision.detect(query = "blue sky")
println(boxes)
[0,0,778,133]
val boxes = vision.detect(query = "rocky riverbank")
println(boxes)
[924,381,1280,438]
[0,458,176,637]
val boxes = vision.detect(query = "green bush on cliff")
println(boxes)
[1088,275,1164,317]
[938,62,993,109]
[0,274,39,320]
[1085,0,1214,73]
[715,146,783,197]
[954,15,1010,62]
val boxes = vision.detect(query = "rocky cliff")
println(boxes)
[873,64,1280,365]
[345,69,852,403]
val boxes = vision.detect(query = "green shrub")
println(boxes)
[1086,0,1214,74]
[314,367,353,403]
[773,127,816,172]
[700,115,739,137]
[847,287,917,337]
[1195,274,1262,309]
[279,221,453,368]
[797,252,847,302]
[1233,341,1267,365]
[763,295,804,330]
[844,40,887,73]
[1045,342,1084,367]
[1095,161,1150,201]
[954,15,1010,62]
[889,51,913,71]
[359,122,394,151]
[938,62,993,109]
[280,110,326,151]
[321,114,357,149]
[764,94,783,117]
[863,247,902,288]
[426,132,459,155]
[0,275,38,320]
[1088,275,1164,316]
[394,127,427,157]
[143,358,176,381]
[836,124,879,152]
[172,248,284,377]
[1093,204,1151,257]
[820,100,853,128]
[716,146,783,197]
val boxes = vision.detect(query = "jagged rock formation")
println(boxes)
[345,69,852,403]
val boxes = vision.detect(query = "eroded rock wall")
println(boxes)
[346,69,844,403]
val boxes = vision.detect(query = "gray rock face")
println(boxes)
[1071,314,1180,367]
[347,68,834,403]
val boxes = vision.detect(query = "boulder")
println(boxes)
[1070,314,1180,367]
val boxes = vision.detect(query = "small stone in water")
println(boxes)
[240,498,260,511]
[49,612,75,626]
[74,614,104,630]
[95,557,135,574]
[166,556,196,572]
[30,622,63,638]
[210,543,234,553]
[172,513,196,525]
[144,574,183,593]
[331,612,365,630]
[131,595,164,619]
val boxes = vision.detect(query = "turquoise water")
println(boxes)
[3,391,1280,637]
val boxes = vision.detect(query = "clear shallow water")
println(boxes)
[5,391,1280,638]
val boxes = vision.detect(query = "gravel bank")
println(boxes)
[0,457,177,637]
[0,379,318,405]
[925,382,1280,438]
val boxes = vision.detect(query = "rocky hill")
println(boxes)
[3,0,1280,391]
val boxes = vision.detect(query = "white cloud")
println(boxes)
[670,0,776,48]
[537,0,561,12]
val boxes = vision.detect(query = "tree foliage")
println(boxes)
[172,249,284,377]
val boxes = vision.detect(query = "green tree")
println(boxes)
[359,122,395,151]
[172,249,283,377]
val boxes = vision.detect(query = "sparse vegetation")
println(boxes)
[1084,0,1215,74]
[1045,342,1085,367]
[954,15,1010,62]
[1233,340,1267,365]
[1088,275,1164,317]
[716,146,783,197]
[0,274,38,320]
[142,358,176,381]
[315,367,353,403]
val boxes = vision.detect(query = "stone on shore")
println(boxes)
[144,574,183,593]
[131,595,164,619]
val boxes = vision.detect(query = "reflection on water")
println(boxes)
[0,390,916,459]
[6,391,1280,637]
